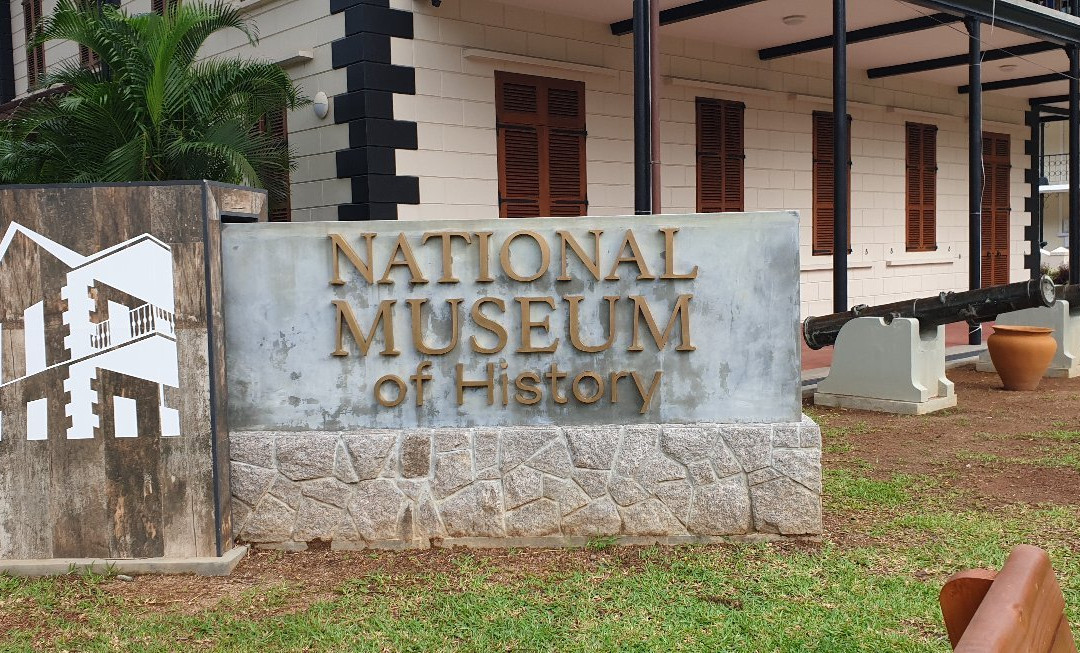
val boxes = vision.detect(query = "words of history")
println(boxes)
[329,228,698,414]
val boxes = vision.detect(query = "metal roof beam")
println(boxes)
[959,71,1066,93]
[759,13,960,60]
[610,0,765,36]
[1031,93,1070,104]
[867,41,1061,79]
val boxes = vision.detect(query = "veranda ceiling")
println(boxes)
[492,0,1078,105]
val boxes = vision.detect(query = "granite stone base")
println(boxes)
[229,417,822,549]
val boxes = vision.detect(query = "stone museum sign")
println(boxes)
[225,213,802,429]
[224,214,822,548]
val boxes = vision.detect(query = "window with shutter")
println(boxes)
[905,122,938,252]
[151,0,178,14]
[79,45,99,70]
[696,98,745,213]
[981,132,1011,287]
[23,0,45,90]
[496,71,587,218]
[812,111,852,256]
[258,108,292,222]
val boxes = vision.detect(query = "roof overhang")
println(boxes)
[906,0,1080,45]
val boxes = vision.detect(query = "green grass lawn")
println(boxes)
[2,436,1078,652]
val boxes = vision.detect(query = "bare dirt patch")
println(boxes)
[813,364,1080,509]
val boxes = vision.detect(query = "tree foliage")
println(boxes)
[0,0,306,200]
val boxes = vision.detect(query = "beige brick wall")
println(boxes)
[389,0,1034,318]
[8,0,1040,316]
[8,0,345,222]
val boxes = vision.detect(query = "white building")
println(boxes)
[3,0,1079,318]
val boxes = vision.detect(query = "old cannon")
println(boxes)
[808,277,1056,415]
[976,281,1080,379]
[804,277,1056,350]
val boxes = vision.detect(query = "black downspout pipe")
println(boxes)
[633,0,653,215]
[0,0,14,103]
[1029,105,1042,279]
[832,0,848,313]
[1068,51,1080,282]
[967,17,983,345]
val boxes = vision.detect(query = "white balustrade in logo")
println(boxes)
[89,303,175,352]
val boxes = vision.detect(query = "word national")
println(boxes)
[328,227,700,413]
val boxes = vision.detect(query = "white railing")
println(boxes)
[90,321,112,350]
[1043,154,1068,186]
[130,304,176,339]
[89,303,176,352]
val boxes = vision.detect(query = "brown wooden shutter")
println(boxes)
[981,132,1011,287]
[905,122,938,252]
[259,108,292,222]
[79,45,98,69]
[496,72,587,218]
[23,0,44,89]
[696,98,745,213]
[151,0,177,14]
[812,111,851,256]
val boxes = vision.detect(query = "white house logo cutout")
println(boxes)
[0,223,181,442]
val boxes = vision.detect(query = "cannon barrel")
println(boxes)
[803,276,1056,350]
[1056,283,1080,307]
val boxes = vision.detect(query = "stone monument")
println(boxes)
[223,212,821,548]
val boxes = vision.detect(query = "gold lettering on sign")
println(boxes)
[456,363,495,405]
[516,296,559,353]
[498,360,511,406]
[514,371,543,405]
[545,362,569,405]
[556,229,603,281]
[500,230,551,282]
[565,295,619,353]
[605,230,656,281]
[474,231,495,283]
[332,300,400,357]
[610,371,630,403]
[407,298,463,355]
[572,371,605,404]
[421,231,472,283]
[629,294,696,352]
[469,297,508,354]
[410,362,433,406]
[659,228,699,280]
[329,233,376,285]
[631,371,663,414]
[379,233,428,285]
[375,375,407,407]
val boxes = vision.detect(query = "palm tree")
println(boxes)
[0,0,306,204]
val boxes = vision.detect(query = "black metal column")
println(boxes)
[1070,46,1080,284]
[0,0,14,103]
[1028,105,1042,279]
[832,0,849,313]
[967,17,983,345]
[633,0,654,215]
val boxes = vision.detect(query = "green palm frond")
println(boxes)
[3,0,308,198]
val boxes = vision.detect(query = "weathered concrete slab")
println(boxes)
[0,182,262,562]
[0,545,248,577]
[222,213,802,430]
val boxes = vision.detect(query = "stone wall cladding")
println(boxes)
[230,416,822,549]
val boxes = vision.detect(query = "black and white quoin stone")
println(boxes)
[229,417,822,549]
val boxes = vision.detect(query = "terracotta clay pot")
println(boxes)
[986,326,1057,391]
